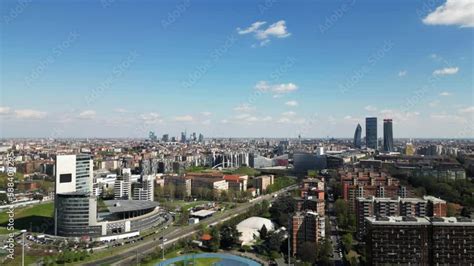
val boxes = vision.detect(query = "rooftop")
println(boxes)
[103,200,159,213]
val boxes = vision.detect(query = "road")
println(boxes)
[83,184,298,266]
[327,193,344,265]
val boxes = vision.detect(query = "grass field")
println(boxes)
[0,202,54,234]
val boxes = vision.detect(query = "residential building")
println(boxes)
[291,211,325,256]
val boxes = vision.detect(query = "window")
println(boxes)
[60,173,72,183]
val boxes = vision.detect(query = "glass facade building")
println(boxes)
[354,123,362,148]
[366,117,378,150]
[383,119,394,152]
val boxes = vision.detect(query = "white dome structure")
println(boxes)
[236,217,274,246]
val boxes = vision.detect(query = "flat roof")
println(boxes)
[104,200,159,213]
[190,209,216,218]
[431,217,474,226]
[365,216,431,225]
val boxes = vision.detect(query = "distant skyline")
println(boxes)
[0,0,473,138]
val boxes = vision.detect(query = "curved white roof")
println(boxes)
[236,217,274,246]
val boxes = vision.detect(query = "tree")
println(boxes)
[178,207,190,225]
[258,224,268,240]
[220,225,241,249]
[317,239,333,265]
[209,226,221,252]
[164,183,176,199]
[175,185,188,199]
[154,186,164,200]
[269,195,296,226]
[263,231,285,253]
[298,242,318,263]
[342,233,353,252]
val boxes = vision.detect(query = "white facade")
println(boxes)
[55,155,77,193]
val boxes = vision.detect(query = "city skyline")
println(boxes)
[1,0,473,138]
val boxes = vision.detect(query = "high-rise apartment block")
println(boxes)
[366,216,474,265]
[291,211,325,256]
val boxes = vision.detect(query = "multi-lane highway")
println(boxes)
[83,184,298,266]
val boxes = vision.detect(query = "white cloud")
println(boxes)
[439,91,452,96]
[256,20,291,39]
[77,110,96,120]
[282,111,296,117]
[364,105,377,112]
[429,100,440,107]
[343,115,360,123]
[0,106,11,115]
[433,67,459,76]
[14,109,47,119]
[422,0,474,28]
[234,104,256,112]
[140,112,163,124]
[233,113,272,123]
[379,109,420,121]
[430,112,466,122]
[173,115,194,122]
[237,20,291,46]
[237,21,266,35]
[458,106,474,114]
[202,119,211,125]
[235,113,251,120]
[201,111,212,116]
[255,81,298,95]
[114,108,128,113]
[285,100,299,107]
[398,70,407,77]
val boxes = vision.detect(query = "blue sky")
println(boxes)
[0,0,473,138]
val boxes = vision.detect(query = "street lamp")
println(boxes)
[20,229,27,266]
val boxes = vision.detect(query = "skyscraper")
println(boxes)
[366,117,378,150]
[54,154,99,236]
[383,119,394,152]
[354,124,362,148]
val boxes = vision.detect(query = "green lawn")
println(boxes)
[0,202,54,234]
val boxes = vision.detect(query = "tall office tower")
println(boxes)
[198,133,204,143]
[55,154,99,236]
[353,123,362,148]
[180,131,186,143]
[365,117,378,150]
[162,134,169,142]
[383,119,394,152]
[149,131,157,142]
